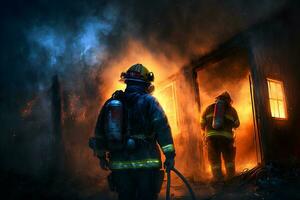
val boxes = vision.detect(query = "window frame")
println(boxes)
[266,78,288,120]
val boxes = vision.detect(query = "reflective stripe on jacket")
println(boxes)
[109,159,161,170]
[201,103,239,139]
[206,130,233,139]
[161,144,175,153]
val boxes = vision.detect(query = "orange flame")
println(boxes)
[97,39,259,182]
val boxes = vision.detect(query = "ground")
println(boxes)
[2,164,300,200]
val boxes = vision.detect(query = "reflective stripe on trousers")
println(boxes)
[109,159,161,170]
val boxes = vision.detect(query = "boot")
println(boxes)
[211,164,224,182]
[225,162,235,179]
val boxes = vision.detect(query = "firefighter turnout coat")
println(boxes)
[94,85,175,170]
[201,103,240,139]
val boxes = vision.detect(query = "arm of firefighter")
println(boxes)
[148,96,175,155]
[233,108,240,128]
[94,103,108,157]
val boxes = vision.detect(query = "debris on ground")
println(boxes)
[1,163,300,200]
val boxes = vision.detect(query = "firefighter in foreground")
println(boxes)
[201,92,240,182]
[90,64,176,200]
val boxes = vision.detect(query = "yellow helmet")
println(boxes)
[120,63,154,83]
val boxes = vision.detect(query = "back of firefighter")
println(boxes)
[200,92,240,181]
[93,64,175,200]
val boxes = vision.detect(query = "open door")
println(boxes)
[195,50,262,178]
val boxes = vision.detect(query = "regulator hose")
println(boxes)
[166,167,197,200]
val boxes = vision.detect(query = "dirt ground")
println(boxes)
[2,164,300,200]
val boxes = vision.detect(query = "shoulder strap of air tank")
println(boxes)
[111,90,124,100]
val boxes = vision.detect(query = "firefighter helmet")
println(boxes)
[120,63,154,83]
[216,91,232,104]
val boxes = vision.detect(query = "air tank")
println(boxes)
[105,99,123,150]
[212,99,226,129]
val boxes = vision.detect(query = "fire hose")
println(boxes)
[166,167,197,200]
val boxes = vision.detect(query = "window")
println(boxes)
[155,82,180,135]
[267,78,287,119]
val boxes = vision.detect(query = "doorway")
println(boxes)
[195,50,261,178]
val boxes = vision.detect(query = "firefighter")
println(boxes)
[200,92,240,182]
[91,64,176,200]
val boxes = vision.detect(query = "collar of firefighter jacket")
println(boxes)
[125,84,148,94]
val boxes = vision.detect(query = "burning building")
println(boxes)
[153,6,300,181]
[1,0,300,199]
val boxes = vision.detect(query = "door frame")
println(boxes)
[191,47,263,174]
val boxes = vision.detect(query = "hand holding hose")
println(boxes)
[164,151,197,200]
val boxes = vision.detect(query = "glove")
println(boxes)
[164,152,175,172]
[98,153,110,171]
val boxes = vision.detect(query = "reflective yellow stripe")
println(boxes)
[207,130,233,139]
[110,159,161,169]
[206,113,213,119]
[161,144,175,153]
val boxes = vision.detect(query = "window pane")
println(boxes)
[270,81,277,99]
[277,84,284,100]
[278,101,286,118]
[270,99,279,118]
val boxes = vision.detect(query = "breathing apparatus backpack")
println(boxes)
[212,99,227,129]
[103,90,126,151]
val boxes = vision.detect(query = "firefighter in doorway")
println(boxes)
[90,64,176,200]
[200,92,240,182]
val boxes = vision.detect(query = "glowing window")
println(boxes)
[155,82,179,135]
[267,79,287,119]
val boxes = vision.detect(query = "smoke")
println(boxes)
[1,0,287,102]
[0,0,289,182]
[27,17,114,69]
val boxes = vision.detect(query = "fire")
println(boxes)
[97,39,259,181]
[97,39,184,101]
[234,79,258,172]
[198,74,258,175]
[153,82,180,136]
